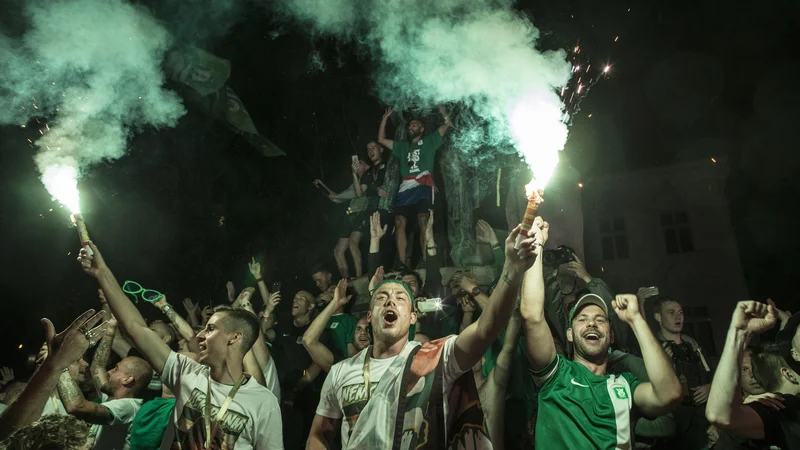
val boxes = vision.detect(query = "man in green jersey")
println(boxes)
[378,106,452,268]
[520,220,681,449]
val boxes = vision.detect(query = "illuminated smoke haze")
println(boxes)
[0,0,186,211]
[273,0,573,187]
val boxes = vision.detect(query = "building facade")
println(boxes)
[582,158,749,358]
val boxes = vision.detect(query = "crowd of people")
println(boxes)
[0,108,798,450]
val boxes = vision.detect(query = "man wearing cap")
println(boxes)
[707,300,800,449]
[520,218,682,449]
[308,220,542,450]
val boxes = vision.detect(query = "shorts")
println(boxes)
[338,211,367,238]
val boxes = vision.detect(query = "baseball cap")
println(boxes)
[568,293,609,324]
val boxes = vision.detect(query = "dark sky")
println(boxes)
[0,0,798,371]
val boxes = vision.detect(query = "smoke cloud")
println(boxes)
[0,0,185,211]
[273,0,572,186]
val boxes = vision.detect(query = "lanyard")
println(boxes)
[362,346,372,402]
[205,373,246,448]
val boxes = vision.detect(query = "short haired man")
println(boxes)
[652,296,713,449]
[521,219,681,449]
[308,221,540,449]
[264,290,324,448]
[77,242,283,449]
[707,301,800,449]
[378,106,452,268]
[311,267,334,297]
[57,346,153,450]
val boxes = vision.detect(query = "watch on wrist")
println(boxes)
[470,286,482,298]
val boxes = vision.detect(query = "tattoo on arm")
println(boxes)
[57,370,85,412]
[91,327,114,391]
[57,371,113,424]
[162,305,195,342]
[502,271,514,286]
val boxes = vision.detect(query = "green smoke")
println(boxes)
[273,0,572,163]
[0,0,185,201]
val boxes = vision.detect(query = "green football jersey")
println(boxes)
[326,313,357,361]
[532,354,641,449]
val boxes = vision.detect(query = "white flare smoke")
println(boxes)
[274,0,572,189]
[0,0,186,212]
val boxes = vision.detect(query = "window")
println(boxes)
[599,218,629,260]
[661,211,695,254]
[683,306,717,357]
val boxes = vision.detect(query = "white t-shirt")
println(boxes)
[91,398,143,450]
[159,351,283,449]
[262,355,281,403]
[316,336,467,447]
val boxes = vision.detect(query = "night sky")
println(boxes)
[0,0,797,371]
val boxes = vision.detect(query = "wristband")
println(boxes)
[256,278,263,283]
[161,304,172,313]
[491,243,501,250]
[427,245,437,250]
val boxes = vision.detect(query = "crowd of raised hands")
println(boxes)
[0,210,797,450]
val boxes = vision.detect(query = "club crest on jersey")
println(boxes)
[613,386,628,399]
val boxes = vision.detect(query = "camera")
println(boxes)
[542,245,576,267]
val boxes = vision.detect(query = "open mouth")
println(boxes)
[383,310,398,326]
[583,332,601,341]
[357,335,370,343]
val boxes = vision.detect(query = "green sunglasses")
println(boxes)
[122,280,163,304]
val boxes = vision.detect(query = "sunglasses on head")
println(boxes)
[122,280,163,304]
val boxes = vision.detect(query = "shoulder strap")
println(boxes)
[392,345,422,450]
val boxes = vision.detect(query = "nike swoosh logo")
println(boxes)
[571,378,589,388]
[282,333,290,337]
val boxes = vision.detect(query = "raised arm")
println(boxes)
[78,242,171,374]
[181,297,201,329]
[520,220,556,371]
[476,219,504,278]
[368,212,387,280]
[90,317,117,393]
[458,297,477,332]
[0,310,107,439]
[236,291,272,372]
[57,370,112,425]
[302,280,349,372]
[243,350,267,387]
[454,222,539,370]
[613,294,682,417]
[706,301,778,438]
[259,291,281,342]
[153,296,198,353]
[248,258,272,309]
[351,160,365,198]
[437,104,453,137]
[459,276,490,311]
[377,107,394,150]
